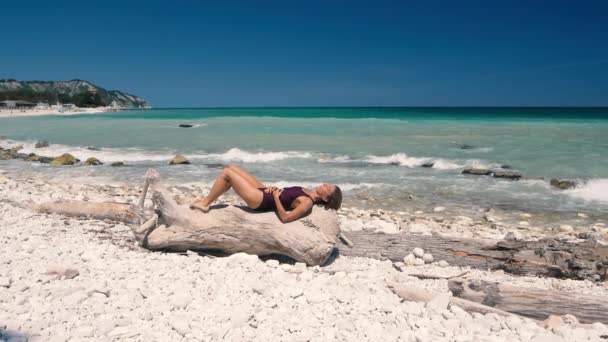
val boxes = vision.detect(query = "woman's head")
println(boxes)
[315,184,342,210]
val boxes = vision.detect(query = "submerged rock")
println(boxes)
[111,162,126,167]
[421,162,434,168]
[35,140,49,148]
[24,153,42,162]
[0,150,18,160]
[84,157,103,166]
[493,170,522,179]
[170,154,190,165]
[460,144,475,150]
[550,179,576,190]
[51,153,79,166]
[179,124,194,128]
[86,146,101,151]
[462,168,491,176]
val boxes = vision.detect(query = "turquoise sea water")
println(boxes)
[1,107,607,217]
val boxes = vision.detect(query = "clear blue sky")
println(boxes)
[2,0,607,107]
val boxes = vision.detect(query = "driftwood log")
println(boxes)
[448,278,608,324]
[387,282,528,319]
[338,231,608,282]
[32,169,341,266]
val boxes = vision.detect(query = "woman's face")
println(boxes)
[316,183,336,201]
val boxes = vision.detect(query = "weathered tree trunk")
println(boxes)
[338,231,608,282]
[139,187,340,265]
[387,282,527,319]
[448,278,608,324]
[33,201,142,225]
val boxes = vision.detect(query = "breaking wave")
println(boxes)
[566,179,608,203]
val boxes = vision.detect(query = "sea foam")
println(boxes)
[566,179,608,203]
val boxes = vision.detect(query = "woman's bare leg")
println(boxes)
[228,165,265,188]
[191,167,263,212]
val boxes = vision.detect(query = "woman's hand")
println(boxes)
[272,188,283,198]
[264,186,279,194]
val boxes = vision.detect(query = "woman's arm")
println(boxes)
[273,190,313,223]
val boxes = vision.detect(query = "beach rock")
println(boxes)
[426,292,452,313]
[0,276,11,288]
[205,163,226,169]
[38,156,53,163]
[403,254,416,265]
[110,162,126,167]
[413,248,425,258]
[422,253,434,263]
[265,259,279,268]
[433,206,446,212]
[34,140,49,148]
[438,260,449,267]
[50,153,79,166]
[421,162,434,168]
[413,258,425,266]
[558,225,574,234]
[462,168,491,176]
[47,265,79,279]
[169,154,190,165]
[23,153,42,162]
[493,170,522,179]
[0,150,18,160]
[577,213,588,218]
[550,179,576,190]
[10,145,24,152]
[84,157,103,166]
[540,315,564,330]
[86,146,101,151]
[561,314,579,325]
[179,124,194,128]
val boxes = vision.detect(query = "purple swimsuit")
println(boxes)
[256,186,313,211]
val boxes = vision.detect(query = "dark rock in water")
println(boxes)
[462,168,491,176]
[421,162,434,168]
[169,154,190,165]
[205,163,226,169]
[39,156,53,164]
[493,170,522,179]
[388,161,400,166]
[500,164,511,169]
[522,176,545,180]
[460,144,475,150]
[0,150,18,160]
[24,153,42,162]
[550,178,576,190]
[0,136,7,140]
[111,162,126,167]
[35,140,49,148]
[179,124,194,128]
[84,157,103,166]
[87,146,101,151]
[51,153,79,166]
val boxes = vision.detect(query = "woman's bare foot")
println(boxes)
[190,198,210,213]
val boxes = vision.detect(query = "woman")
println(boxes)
[190,165,342,223]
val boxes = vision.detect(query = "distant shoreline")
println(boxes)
[0,107,118,118]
